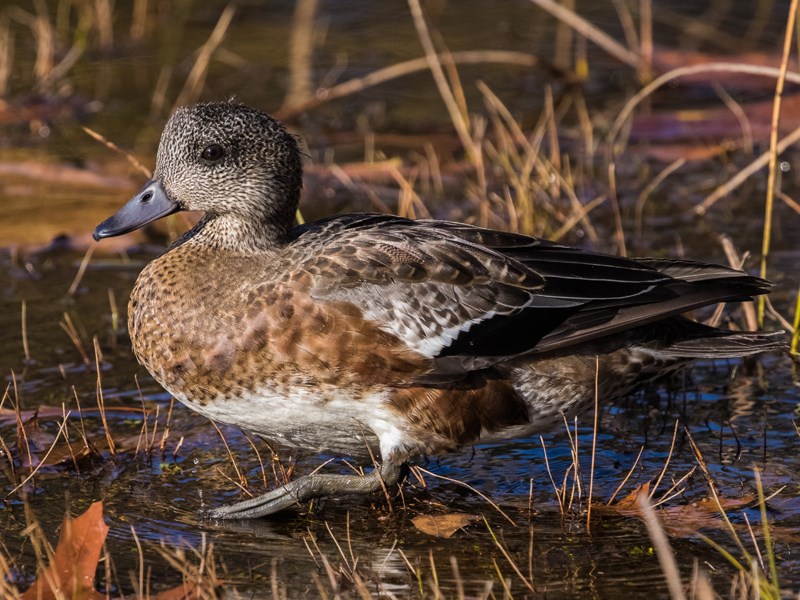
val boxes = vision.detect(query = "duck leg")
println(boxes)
[206,460,404,519]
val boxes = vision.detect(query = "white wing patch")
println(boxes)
[319,279,535,359]
[362,283,535,358]
[374,307,500,358]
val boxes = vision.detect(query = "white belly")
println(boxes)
[169,386,411,459]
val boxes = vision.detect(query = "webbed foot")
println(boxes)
[206,460,403,519]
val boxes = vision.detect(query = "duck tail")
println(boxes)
[656,328,786,359]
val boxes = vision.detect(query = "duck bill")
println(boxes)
[93,179,179,241]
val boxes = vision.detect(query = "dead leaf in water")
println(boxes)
[19,501,206,599]
[412,513,480,538]
[21,501,108,600]
[597,483,758,537]
[607,482,651,513]
[16,410,56,468]
[658,494,756,537]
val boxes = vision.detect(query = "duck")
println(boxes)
[93,101,784,519]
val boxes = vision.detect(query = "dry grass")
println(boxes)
[0,369,789,597]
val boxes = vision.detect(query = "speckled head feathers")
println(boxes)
[156,101,303,235]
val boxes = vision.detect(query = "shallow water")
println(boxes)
[1,1,799,597]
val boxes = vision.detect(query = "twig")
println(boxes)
[415,466,515,526]
[7,413,70,497]
[277,50,548,120]
[608,62,800,159]
[606,446,644,505]
[650,419,680,499]
[67,245,95,296]
[173,4,236,110]
[93,337,116,455]
[82,126,151,178]
[695,124,800,215]
[407,0,476,159]
[484,517,535,592]
[529,0,641,68]
[282,0,319,108]
[20,301,30,363]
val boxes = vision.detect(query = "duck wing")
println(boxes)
[286,214,774,375]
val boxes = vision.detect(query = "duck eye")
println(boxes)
[200,144,225,162]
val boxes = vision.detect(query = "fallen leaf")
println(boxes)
[17,410,56,469]
[21,501,108,600]
[658,494,756,537]
[19,502,206,599]
[598,484,760,537]
[607,482,651,513]
[412,513,480,538]
[42,439,100,469]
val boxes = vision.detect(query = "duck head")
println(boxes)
[93,101,303,244]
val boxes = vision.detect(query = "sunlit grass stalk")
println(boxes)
[131,525,145,597]
[20,301,30,363]
[71,386,90,451]
[173,4,236,110]
[276,50,544,120]
[0,15,13,98]
[31,1,54,87]
[638,0,652,81]
[67,244,95,296]
[8,412,70,497]
[93,336,116,455]
[790,283,800,355]
[130,0,149,40]
[0,550,20,599]
[650,419,680,499]
[11,372,33,471]
[606,446,643,505]
[282,0,318,109]
[94,0,114,48]
[685,430,749,560]
[82,125,152,177]
[59,312,90,366]
[107,287,119,346]
[415,466,515,525]
[158,396,175,454]
[530,0,640,68]
[758,0,798,327]
[754,468,780,596]
[638,493,686,600]
[610,0,639,58]
[484,517,536,592]
[407,0,477,162]
[712,81,754,156]
[210,420,248,491]
[586,356,599,531]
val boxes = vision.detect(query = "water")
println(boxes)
[1,1,799,597]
